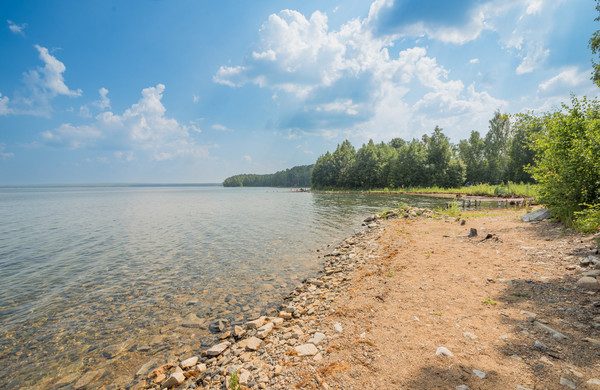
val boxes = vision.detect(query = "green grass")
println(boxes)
[321,182,539,198]
[229,371,241,390]
[481,298,498,305]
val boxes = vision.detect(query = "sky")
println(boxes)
[0,0,598,184]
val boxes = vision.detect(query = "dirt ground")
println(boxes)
[288,208,600,389]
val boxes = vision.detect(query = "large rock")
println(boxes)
[246,316,267,329]
[206,341,231,356]
[180,356,198,369]
[522,208,551,222]
[256,322,274,339]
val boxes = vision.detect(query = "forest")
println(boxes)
[311,111,533,190]
[222,164,313,187]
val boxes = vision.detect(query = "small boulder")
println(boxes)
[161,372,185,388]
[294,343,318,356]
[205,341,231,356]
[180,356,198,369]
[577,276,600,290]
[522,208,551,222]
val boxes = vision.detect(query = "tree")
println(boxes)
[484,111,511,183]
[426,126,452,186]
[526,96,600,223]
[506,113,538,183]
[459,131,486,183]
[590,1,600,87]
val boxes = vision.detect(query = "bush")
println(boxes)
[526,97,600,227]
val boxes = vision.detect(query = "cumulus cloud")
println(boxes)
[42,84,210,161]
[211,124,228,131]
[214,5,506,141]
[4,45,82,116]
[7,20,26,36]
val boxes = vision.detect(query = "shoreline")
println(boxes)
[73,206,600,389]
[113,207,455,390]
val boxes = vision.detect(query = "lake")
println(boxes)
[0,185,457,388]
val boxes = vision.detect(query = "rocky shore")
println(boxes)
[73,205,600,389]
[67,206,435,390]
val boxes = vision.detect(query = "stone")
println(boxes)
[238,370,251,385]
[560,377,576,389]
[463,332,477,340]
[522,208,551,222]
[256,322,274,339]
[74,370,104,389]
[516,386,532,390]
[219,330,231,339]
[577,276,600,290]
[130,381,146,390]
[473,369,487,379]
[307,332,326,344]
[161,372,185,388]
[584,270,600,277]
[334,323,343,333]
[234,325,245,338]
[246,336,262,351]
[533,321,567,339]
[295,343,319,356]
[209,319,227,332]
[195,363,207,373]
[279,311,292,319]
[180,356,198,369]
[587,378,600,386]
[136,358,159,377]
[534,340,548,350]
[247,316,267,329]
[583,337,600,347]
[456,386,470,390]
[468,228,478,238]
[206,341,231,356]
[435,347,454,357]
[182,313,205,328]
[313,352,323,361]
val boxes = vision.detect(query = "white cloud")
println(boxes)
[43,84,210,161]
[469,58,479,64]
[0,93,11,115]
[94,87,110,109]
[25,45,82,97]
[5,45,82,116]
[537,67,589,95]
[516,43,549,74]
[211,124,228,131]
[79,105,92,118]
[193,95,199,103]
[0,143,14,160]
[7,20,26,36]
[243,155,252,162]
[525,0,543,15]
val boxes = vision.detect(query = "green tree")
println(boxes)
[426,126,452,186]
[484,111,511,183]
[506,113,538,183]
[526,97,600,224]
[458,131,486,183]
[331,140,356,188]
[590,0,600,87]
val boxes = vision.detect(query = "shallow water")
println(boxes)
[0,185,476,388]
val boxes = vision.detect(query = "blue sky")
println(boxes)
[0,0,598,184]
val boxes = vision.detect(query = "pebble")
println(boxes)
[307,332,326,344]
[435,346,454,357]
[472,369,487,379]
[206,341,231,356]
[180,356,198,369]
[294,343,318,356]
[577,276,600,290]
[246,336,262,351]
[463,332,477,340]
[334,323,343,333]
[587,378,600,386]
[456,386,470,390]
[161,372,185,388]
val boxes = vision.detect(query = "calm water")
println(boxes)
[0,185,454,388]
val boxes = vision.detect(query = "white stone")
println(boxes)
[307,332,326,344]
[334,323,343,333]
[435,346,454,357]
[577,276,600,290]
[463,332,477,340]
[180,356,198,369]
[246,336,262,351]
[456,386,470,390]
[473,369,487,379]
[257,322,274,339]
[206,341,231,356]
[587,378,600,386]
[560,377,576,389]
[295,343,318,356]
[247,316,267,329]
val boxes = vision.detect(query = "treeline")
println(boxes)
[223,164,313,187]
[311,111,535,190]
